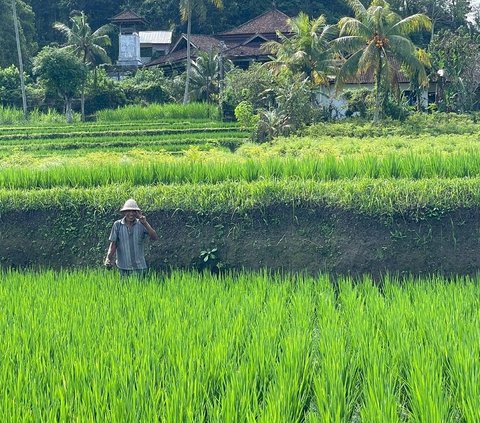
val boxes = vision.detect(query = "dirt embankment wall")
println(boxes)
[1,205,479,276]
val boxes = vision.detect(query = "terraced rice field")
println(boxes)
[2,108,480,420]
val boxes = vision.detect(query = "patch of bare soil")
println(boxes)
[1,206,479,276]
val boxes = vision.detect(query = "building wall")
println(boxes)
[117,33,142,66]
[316,83,434,118]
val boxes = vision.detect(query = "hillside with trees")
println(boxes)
[5,0,478,66]
[0,0,479,127]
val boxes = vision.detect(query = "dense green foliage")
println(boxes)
[4,0,475,66]
[0,0,478,120]
[1,269,479,420]
[32,47,88,122]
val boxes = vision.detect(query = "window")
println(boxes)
[140,47,153,57]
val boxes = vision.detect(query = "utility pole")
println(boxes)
[218,41,226,121]
[11,0,27,120]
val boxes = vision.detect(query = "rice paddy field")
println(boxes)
[2,105,480,420]
[1,269,479,422]
[1,109,480,218]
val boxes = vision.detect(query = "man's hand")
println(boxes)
[104,257,114,268]
[136,211,158,241]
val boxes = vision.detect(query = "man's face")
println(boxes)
[123,210,138,223]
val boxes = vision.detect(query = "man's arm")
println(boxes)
[104,241,117,267]
[138,215,158,241]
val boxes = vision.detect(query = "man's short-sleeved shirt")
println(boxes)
[109,218,149,270]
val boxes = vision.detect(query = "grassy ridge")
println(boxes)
[0,178,478,217]
[0,269,478,421]
[0,133,246,156]
[4,152,480,188]
[0,120,240,135]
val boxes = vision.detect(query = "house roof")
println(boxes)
[220,9,291,35]
[146,9,291,68]
[147,42,269,67]
[147,34,222,67]
[168,34,222,54]
[110,10,146,24]
[139,31,172,45]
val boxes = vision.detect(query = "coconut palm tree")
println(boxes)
[334,0,431,122]
[53,11,111,121]
[179,0,223,105]
[190,49,233,102]
[265,12,337,86]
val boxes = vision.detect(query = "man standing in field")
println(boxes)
[104,199,158,278]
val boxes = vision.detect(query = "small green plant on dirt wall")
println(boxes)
[196,247,223,275]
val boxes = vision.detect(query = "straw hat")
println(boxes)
[120,199,141,212]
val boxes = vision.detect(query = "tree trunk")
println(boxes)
[80,86,85,122]
[65,97,73,124]
[373,60,383,123]
[183,4,192,105]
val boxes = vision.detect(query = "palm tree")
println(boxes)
[53,11,111,121]
[265,12,337,86]
[179,0,223,105]
[190,49,233,102]
[334,0,431,122]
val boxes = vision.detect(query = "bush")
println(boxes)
[119,68,172,104]
[0,65,23,108]
[343,89,373,119]
[85,69,126,114]
[222,63,275,112]
[234,101,259,129]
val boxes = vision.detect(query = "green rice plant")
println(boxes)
[259,281,314,422]
[0,106,79,125]
[3,177,480,218]
[96,103,220,122]
[9,149,480,190]
[0,105,26,124]
[0,270,480,420]
[309,275,361,422]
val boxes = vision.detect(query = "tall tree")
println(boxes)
[388,0,473,40]
[189,49,233,102]
[33,47,87,123]
[179,0,223,104]
[429,29,480,112]
[265,12,337,85]
[334,0,431,122]
[53,11,111,121]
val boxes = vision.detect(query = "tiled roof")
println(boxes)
[147,35,223,66]
[110,10,146,24]
[188,34,223,50]
[221,9,291,35]
[147,42,268,67]
[146,9,291,68]
[224,44,265,58]
[148,49,189,66]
